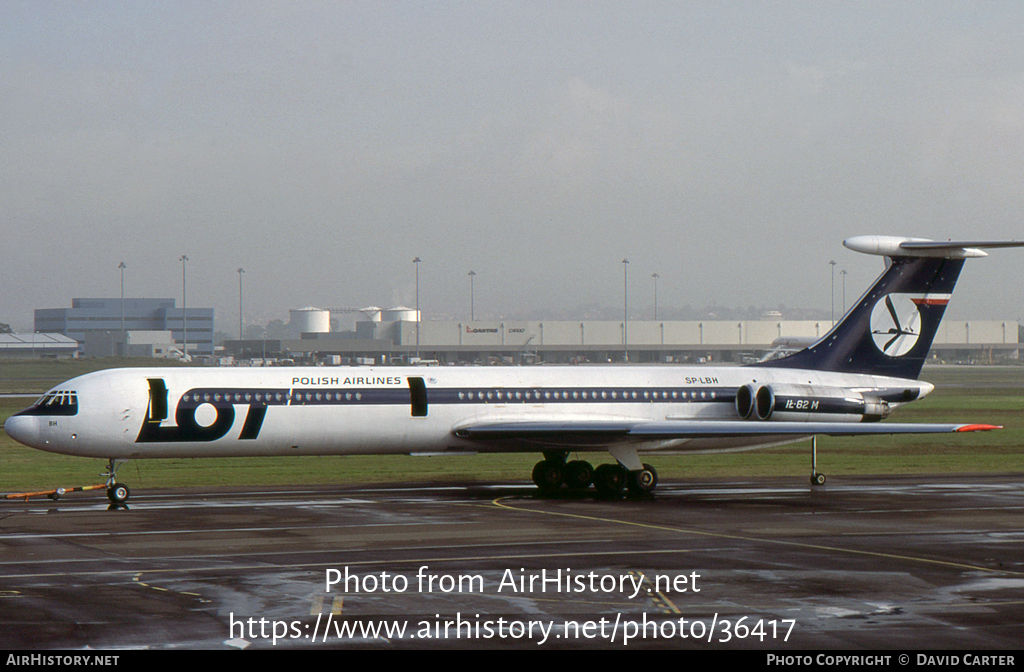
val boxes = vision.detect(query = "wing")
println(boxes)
[453,420,999,446]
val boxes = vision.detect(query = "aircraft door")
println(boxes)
[147,378,169,423]
[408,377,428,417]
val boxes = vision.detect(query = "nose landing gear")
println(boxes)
[102,458,130,505]
[107,482,131,505]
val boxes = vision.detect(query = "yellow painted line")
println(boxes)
[490,497,1024,577]
[653,591,681,614]
[131,572,205,600]
[332,596,344,615]
[310,595,324,615]
[633,569,670,614]
[632,569,681,614]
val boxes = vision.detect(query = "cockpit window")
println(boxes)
[36,391,77,406]
[20,390,79,416]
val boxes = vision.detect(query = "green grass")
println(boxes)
[1,361,1022,493]
[0,357,194,394]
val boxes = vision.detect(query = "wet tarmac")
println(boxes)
[1,475,1022,649]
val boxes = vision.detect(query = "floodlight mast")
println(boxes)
[180,255,189,359]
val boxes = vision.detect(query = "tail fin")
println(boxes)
[761,236,1023,380]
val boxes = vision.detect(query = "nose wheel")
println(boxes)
[102,458,131,504]
[107,482,130,504]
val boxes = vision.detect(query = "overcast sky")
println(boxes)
[2,1,1023,332]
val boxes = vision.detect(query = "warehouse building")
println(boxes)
[224,310,1020,366]
[82,330,180,358]
[0,333,79,359]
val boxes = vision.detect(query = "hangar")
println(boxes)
[0,333,79,359]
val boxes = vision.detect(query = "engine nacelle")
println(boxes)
[735,383,758,419]
[736,383,890,423]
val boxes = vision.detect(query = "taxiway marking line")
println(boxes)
[490,497,1024,577]
[502,594,740,612]
[0,537,624,569]
[633,569,680,615]
[0,548,696,581]
[0,521,472,541]
[793,506,1024,516]
[945,600,1024,608]
[131,572,210,603]
[633,570,681,614]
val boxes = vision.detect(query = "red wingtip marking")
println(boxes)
[956,424,1002,432]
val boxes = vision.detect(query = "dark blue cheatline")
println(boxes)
[178,386,736,407]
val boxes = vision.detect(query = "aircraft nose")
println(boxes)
[3,414,40,448]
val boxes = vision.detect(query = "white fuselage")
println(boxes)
[4,365,930,460]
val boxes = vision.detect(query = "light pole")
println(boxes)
[413,257,421,359]
[180,255,189,359]
[651,272,659,321]
[829,260,837,326]
[468,270,476,321]
[237,268,244,341]
[118,262,126,336]
[840,269,847,315]
[622,258,629,363]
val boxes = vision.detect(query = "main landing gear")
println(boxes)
[102,458,131,506]
[531,451,658,498]
[809,435,826,486]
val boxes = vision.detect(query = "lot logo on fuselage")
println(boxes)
[136,381,268,444]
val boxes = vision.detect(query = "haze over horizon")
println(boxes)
[3,2,1023,333]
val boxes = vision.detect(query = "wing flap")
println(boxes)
[453,421,633,445]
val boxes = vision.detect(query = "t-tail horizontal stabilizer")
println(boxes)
[762,236,1024,380]
[845,236,1024,258]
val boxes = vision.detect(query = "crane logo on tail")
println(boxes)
[870,293,950,357]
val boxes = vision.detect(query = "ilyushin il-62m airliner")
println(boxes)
[5,236,1023,504]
